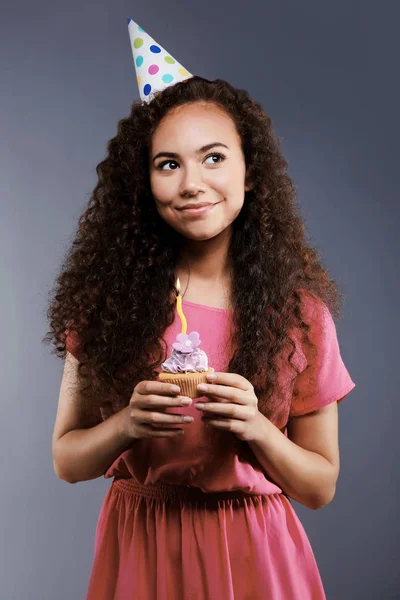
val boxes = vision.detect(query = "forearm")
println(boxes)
[53,406,134,483]
[248,414,337,510]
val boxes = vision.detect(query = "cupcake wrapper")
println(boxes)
[158,367,214,399]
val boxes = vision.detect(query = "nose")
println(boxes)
[179,166,206,197]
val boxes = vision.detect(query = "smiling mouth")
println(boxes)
[178,203,218,217]
[179,203,214,211]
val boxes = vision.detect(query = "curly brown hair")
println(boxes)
[43,75,343,427]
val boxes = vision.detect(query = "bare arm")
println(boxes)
[248,400,341,510]
[52,351,134,484]
[53,406,132,484]
[52,352,191,483]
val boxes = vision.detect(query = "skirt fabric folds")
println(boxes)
[86,478,326,600]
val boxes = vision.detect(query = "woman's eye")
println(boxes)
[204,152,225,165]
[157,153,225,171]
[157,160,178,171]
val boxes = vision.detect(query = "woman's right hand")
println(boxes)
[120,380,194,440]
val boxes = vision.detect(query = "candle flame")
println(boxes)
[176,277,181,294]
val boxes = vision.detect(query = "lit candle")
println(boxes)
[175,278,187,334]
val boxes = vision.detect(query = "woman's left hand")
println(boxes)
[196,372,265,442]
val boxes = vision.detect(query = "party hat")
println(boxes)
[127,18,193,103]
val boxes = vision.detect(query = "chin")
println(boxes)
[181,224,226,241]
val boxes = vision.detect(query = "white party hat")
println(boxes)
[127,18,193,103]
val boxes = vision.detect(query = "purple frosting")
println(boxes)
[161,331,209,373]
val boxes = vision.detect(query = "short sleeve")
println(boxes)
[290,296,356,417]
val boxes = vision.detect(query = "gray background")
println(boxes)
[1,1,399,598]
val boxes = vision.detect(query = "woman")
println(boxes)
[48,19,356,599]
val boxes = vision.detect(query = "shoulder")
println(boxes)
[296,288,328,322]
[65,328,85,361]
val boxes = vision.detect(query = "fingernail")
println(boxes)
[170,385,180,393]
[206,373,217,380]
[197,383,208,391]
[181,398,192,406]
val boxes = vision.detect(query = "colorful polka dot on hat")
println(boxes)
[127,18,193,103]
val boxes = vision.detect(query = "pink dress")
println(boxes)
[66,291,356,599]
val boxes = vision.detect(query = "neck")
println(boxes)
[176,227,232,283]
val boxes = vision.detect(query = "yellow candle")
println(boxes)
[176,278,187,334]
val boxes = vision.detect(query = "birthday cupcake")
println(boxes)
[158,331,214,399]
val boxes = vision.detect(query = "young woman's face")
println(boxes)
[149,102,251,241]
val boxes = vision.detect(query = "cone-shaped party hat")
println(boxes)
[127,18,193,103]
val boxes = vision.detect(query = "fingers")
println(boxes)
[135,380,183,397]
[132,393,192,409]
[144,411,194,426]
[132,406,194,427]
[196,402,253,420]
[128,380,195,439]
[204,372,253,392]
[196,383,250,405]
[134,381,192,407]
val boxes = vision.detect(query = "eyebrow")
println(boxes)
[152,142,229,164]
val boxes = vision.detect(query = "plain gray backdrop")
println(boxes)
[1,1,399,598]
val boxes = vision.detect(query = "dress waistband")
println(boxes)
[112,477,265,506]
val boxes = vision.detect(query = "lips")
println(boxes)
[179,203,214,211]
[178,203,217,217]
